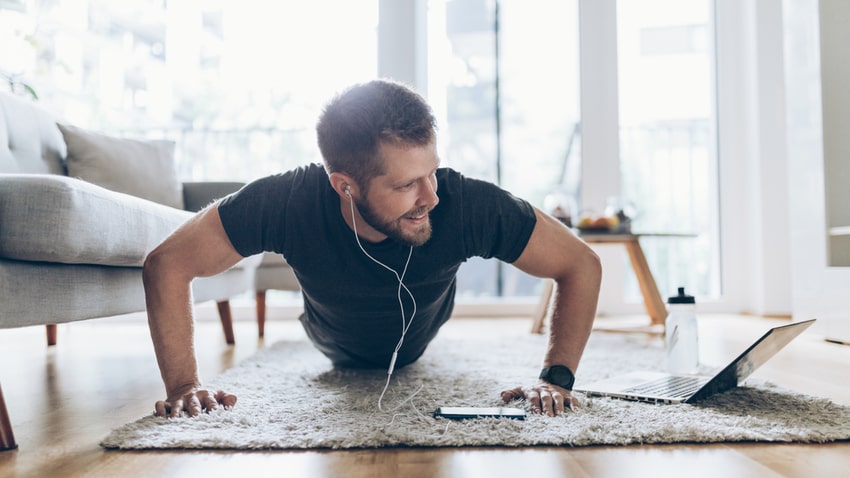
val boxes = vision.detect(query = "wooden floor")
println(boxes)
[1,309,849,478]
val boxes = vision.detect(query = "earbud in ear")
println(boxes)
[344,185,351,196]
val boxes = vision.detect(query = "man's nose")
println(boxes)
[419,178,439,208]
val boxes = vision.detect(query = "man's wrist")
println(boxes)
[166,380,203,400]
[539,365,576,391]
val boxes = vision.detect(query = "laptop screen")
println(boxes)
[689,319,815,401]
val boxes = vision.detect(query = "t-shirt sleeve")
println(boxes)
[217,173,291,257]
[460,176,537,263]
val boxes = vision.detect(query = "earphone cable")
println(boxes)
[347,194,417,411]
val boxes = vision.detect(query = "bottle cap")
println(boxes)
[667,286,695,304]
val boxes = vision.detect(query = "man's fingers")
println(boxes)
[540,390,554,416]
[214,390,238,409]
[552,391,565,416]
[500,386,525,403]
[185,394,203,417]
[525,389,541,414]
[168,399,184,418]
[501,383,578,416]
[197,390,218,412]
[568,395,580,411]
[153,389,237,419]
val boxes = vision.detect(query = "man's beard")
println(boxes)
[355,198,433,247]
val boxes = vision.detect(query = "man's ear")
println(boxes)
[329,172,357,200]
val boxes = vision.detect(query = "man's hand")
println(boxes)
[154,389,237,418]
[500,382,579,417]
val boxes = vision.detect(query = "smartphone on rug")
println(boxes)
[433,407,526,420]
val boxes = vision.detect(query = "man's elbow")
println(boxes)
[572,244,602,286]
[143,245,179,290]
[585,245,602,274]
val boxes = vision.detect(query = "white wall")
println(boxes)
[783,0,850,341]
[713,0,755,315]
[377,0,429,92]
[741,0,793,316]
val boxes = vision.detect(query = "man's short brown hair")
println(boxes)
[316,79,437,192]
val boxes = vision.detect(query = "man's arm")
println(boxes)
[501,207,602,416]
[143,203,244,417]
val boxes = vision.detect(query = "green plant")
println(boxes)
[0,69,38,100]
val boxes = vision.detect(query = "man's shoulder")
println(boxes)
[292,162,328,178]
[436,167,508,199]
[219,163,328,212]
[273,162,327,184]
[244,163,327,192]
[437,167,490,191]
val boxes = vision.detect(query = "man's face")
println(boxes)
[354,141,440,247]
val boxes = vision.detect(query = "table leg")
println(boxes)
[531,235,669,333]
[623,239,668,326]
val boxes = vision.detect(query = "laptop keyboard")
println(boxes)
[624,375,707,398]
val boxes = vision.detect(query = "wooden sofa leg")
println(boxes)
[255,290,267,338]
[217,300,235,345]
[0,383,18,451]
[46,324,57,346]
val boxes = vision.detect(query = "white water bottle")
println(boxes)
[665,287,699,374]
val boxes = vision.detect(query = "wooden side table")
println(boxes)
[531,232,684,334]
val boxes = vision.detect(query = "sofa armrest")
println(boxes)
[182,181,245,212]
[0,175,191,267]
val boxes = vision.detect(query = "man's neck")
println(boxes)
[339,198,387,244]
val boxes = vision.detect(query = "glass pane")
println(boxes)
[499,0,581,296]
[439,0,499,182]
[439,0,499,298]
[1,0,378,181]
[435,0,580,298]
[499,0,581,207]
[616,0,721,300]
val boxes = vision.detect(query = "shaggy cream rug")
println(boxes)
[101,331,850,449]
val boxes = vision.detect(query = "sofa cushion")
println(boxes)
[0,91,67,175]
[0,175,192,267]
[58,124,185,209]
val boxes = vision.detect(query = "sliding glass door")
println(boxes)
[431,0,581,299]
[616,0,721,302]
[429,0,721,306]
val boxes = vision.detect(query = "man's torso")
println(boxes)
[218,163,536,368]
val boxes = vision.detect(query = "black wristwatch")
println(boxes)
[539,365,575,391]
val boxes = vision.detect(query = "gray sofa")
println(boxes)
[0,91,270,450]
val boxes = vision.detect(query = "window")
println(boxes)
[433,0,581,298]
[1,0,378,181]
[4,0,723,306]
[617,0,720,301]
[432,0,721,304]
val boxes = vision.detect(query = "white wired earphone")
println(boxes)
[345,184,417,411]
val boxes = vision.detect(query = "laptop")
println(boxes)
[574,319,816,404]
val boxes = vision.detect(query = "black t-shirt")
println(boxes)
[218,163,537,368]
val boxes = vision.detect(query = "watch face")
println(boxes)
[552,367,571,383]
[543,365,575,389]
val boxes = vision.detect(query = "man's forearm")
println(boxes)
[143,263,201,399]
[543,257,601,373]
